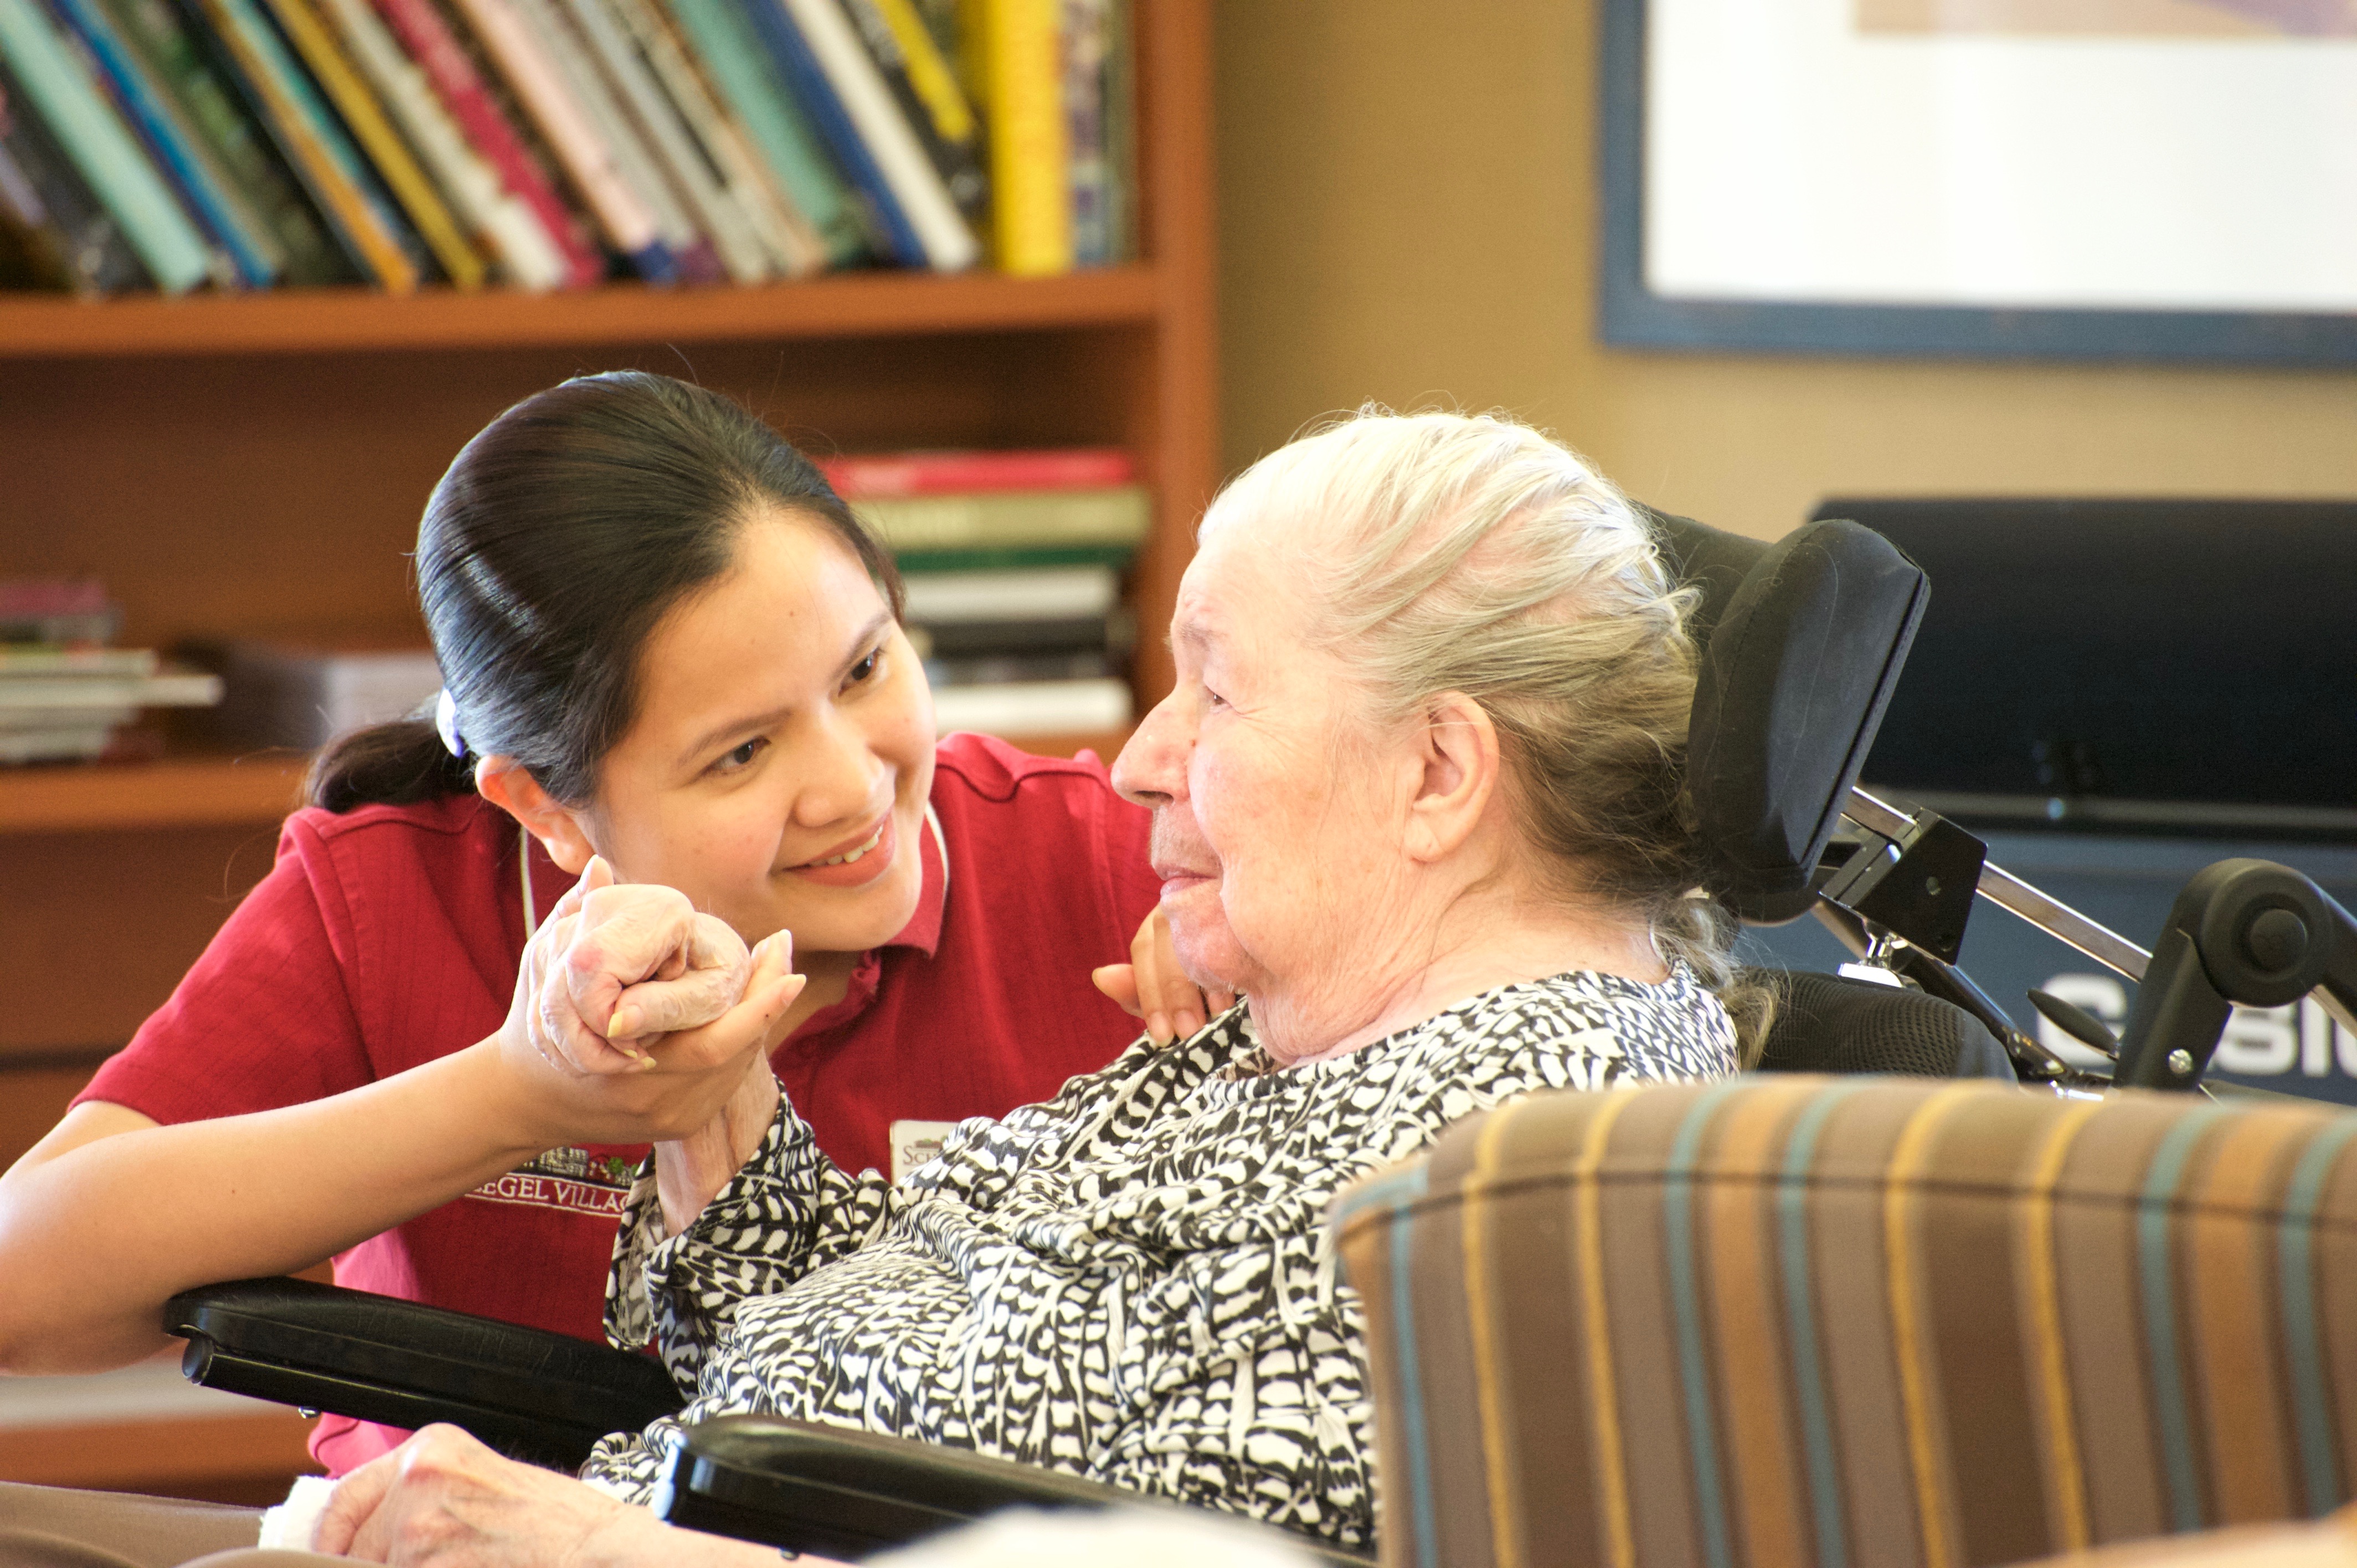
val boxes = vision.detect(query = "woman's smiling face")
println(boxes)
[577,508,935,955]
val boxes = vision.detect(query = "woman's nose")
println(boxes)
[1111,688,1190,807]
[796,706,887,823]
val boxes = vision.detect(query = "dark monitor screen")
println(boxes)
[1810,498,2356,832]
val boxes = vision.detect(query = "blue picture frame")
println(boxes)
[1596,0,2357,366]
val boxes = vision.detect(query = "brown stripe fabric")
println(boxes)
[1406,1154,1498,1568]
[2188,1108,2313,1525]
[1808,1080,1941,1568]
[1916,1089,2056,1566]
[1486,1094,1606,1568]
[2310,1119,2357,1505]
[2055,1096,2183,1544]
[1330,1075,2357,1568]
[1599,1084,1710,1568]
[1702,1079,1816,1568]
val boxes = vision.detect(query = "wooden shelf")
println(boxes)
[0,266,1161,360]
[0,755,306,834]
[0,733,1129,836]
[0,1408,317,1493]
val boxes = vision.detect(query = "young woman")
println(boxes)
[0,371,1217,1473]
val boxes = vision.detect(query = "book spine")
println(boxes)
[821,445,1135,496]
[50,0,281,280]
[100,0,354,283]
[186,0,422,288]
[1097,0,1126,261]
[1058,0,1103,266]
[849,486,1151,551]
[0,55,151,285]
[253,0,484,285]
[774,0,966,267]
[0,0,211,286]
[364,0,599,286]
[732,0,909,262]
[928,677,1131,738]
[655,0,858,264]
[840,0,979,218]
[892,542,1133,573]
[564,0,761,281]
[516,0,713,277]
[316,0,564,286]
[446,0,670,276]
[972,0,1062,275]
[609,0,816,275]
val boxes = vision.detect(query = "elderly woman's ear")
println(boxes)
[1399,692,1503,864]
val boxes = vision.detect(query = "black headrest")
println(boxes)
[1654,511,1928,923]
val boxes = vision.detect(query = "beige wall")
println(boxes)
[1212,0,2357,540]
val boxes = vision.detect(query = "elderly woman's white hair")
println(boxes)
[1202,406,1771,1060]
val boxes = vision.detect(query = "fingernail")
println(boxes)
[1147,1013,1170,1045]
[610,1008,640,1039]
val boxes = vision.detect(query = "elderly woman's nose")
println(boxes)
[1111,689,1190,806]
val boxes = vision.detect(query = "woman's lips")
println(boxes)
[786,811,897,889]
[1157,869,1212,901]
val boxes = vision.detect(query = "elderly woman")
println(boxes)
[0,411,1751,1566]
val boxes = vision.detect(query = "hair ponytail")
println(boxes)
[306,716,475,812]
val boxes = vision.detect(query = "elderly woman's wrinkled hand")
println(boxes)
[496,857,803,1148]
[311,1423,799,1568]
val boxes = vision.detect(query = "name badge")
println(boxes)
[888,1119,958,1183]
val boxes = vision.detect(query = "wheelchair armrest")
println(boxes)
[658,1414,1375,1566]
[164,1277,683,1471]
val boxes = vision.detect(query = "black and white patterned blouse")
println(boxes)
[583,967,1736,1550]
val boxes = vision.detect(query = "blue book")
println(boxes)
[45,0,276,281]
[733,0,919,265]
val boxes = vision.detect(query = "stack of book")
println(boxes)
[0,0,1132,296]
[822,445,1146,739]
[0,578,223,764]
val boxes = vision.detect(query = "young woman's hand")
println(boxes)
[314,1423,813,1568]
[1090,906,1239,1046]
[496,858,804,1148]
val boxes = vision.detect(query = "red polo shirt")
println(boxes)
[78,732,1160,1472]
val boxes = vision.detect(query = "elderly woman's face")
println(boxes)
[1111,525,1392,1003]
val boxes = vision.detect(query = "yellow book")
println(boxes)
[872,0,972,143]
[193,0,419,291]
[255,0,486,288]
[973,0,1065,276]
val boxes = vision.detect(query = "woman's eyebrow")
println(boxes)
[680,612,894,761]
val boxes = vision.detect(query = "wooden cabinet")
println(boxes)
[0,0,1213,1495]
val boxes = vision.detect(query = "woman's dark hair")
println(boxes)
[308,371,902,813]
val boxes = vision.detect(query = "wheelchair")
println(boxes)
[160,506,2357,1561]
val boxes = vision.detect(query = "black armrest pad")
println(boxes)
[165,1277,682,1469]
[660,1414,1373,1566]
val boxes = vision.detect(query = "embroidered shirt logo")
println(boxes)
[468,1146,636,1218]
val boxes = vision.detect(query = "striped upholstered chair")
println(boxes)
[1332,1076,2357,1568]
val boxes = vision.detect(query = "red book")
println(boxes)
[366,0,605,288]
[819,447,1138,498]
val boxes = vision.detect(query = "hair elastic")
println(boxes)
[434,688,467,760]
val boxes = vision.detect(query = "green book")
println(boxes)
[659,0,864,266]
[895,543,1137,575]
[850,487,1152,554]
[0,0,210,290]
[99,0,352,283]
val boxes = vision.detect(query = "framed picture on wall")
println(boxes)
[1597,0,2357,363]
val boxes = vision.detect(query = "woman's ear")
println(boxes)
[474,756,598,874]
[1403,692,1501,864]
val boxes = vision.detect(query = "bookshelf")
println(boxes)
[0,0,1213,1496]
